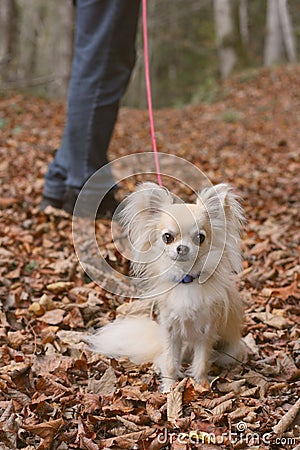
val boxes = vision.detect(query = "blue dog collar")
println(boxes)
[181,274,195,284]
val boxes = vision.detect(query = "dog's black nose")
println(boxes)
[176,245,189,256]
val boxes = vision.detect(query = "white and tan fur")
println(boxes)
[88,182,246,392]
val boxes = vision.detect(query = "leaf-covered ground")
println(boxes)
[0,66,299,450]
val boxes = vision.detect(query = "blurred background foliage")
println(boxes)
[0,0,299,108]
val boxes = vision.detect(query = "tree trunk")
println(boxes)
[48,1,74,97]
[264,0,297,66]
[17,0,42,82]
[0,0,17,79]
[214,0,237,79]
[277,0,297,63]
[239,0,248,47]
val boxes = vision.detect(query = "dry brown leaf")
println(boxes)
[148,433,171,450]
[120,386,147,402]
[192,379,211,396]
[0,248,14,266]
[28,301,46,317]
[39,293,55,310]
[7,330,27,348]
[250,311,294,329]
[6,388,31,407]
[5,266,21,279]
[166,379,187,426]
[81,394,101,414]
[38,308,65,325]
[271,277,300,300]
[228,406,254,421]
[0,197,17,207]
[87,366,116,396]
[0,400,15,426]
[249,239,269,255]
[182,379,197,402]
[202,391,235,409]
[240,386,259,397]
[23,418,64,450]
[0,361,31,377]
[57,330,88,348]
[211,399,233,416]
[216,378,246,393]
[46,281,74,293]
[32,354,73,376]
[273,397,300,436]
[50,256,77,275]
[243,370,269,398]
[101,428,155,448]
[63,307,85,328]
[0,400,17,448]
[69,286,94,297]
[76,436,99,450]
[278,352,300,380]
[167,391,183,425]
[243,333,259,354]
[146,401,162,423]
[115,415,144,432]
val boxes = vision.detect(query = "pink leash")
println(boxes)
[142,0,163,187]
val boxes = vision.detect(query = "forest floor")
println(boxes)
[0,66,300,450]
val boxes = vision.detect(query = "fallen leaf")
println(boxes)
[228,406,254,421]
[271,277,300,300]
[38,308,65,325]
[243,333,259,354]
[81,394,101,414]
[166,379,187,425]
[215,378,246,393]
[0,197,17,207]
[28,301,46,317]
[46,281,74,294]
[211,399,233,416]
[250,311,294,329]
[202,392,235,409]
[273,397,300,436]
[100,428,155,449]
[145,402,162,423]
[87,366,117,396]
[57,330,88,347]
[7,330,27,348]
[23,418,64,450]
[167,389,183,425]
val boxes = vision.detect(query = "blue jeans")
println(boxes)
[43,0,140,199]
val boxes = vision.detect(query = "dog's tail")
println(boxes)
[87,317,162,364]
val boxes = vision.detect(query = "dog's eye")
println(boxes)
[193,232,206,245]
[162,232,174,244]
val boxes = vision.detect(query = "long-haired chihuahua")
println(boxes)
[88,182,246,392]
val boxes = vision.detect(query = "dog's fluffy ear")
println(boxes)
[118,182,173,227]
[198,183,244,224]
[197,183,245,273]
[117,183,173,271]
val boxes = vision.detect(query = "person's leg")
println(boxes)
[43,0,140,206]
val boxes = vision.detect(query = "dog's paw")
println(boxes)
[193,376,210,390]
[185,367,209,386]
[160,377,176,393]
